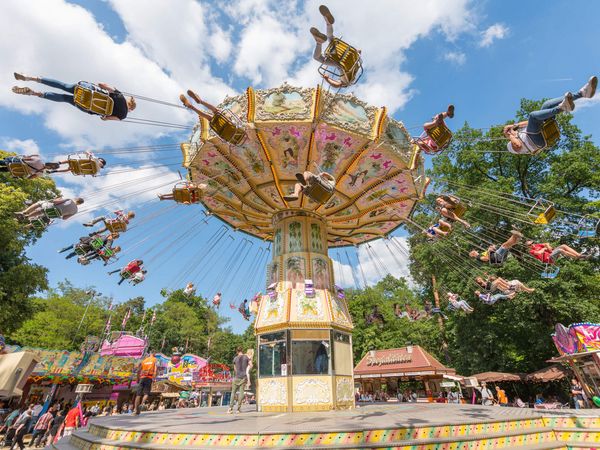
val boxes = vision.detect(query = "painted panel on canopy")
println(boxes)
[258,290,288,327]
[260,184,286,209]
[218,94,247,119]
[320,93,378,138]
[312,124,367,176]
[380,118,413,161]
[330,203,360,218]
[327,290,353,328]
[228,138,270,180]
[291,290,329,323]
[339,146,407,194]
[193,149,253,194]
[254,86,314,122]
[355,172,415,209]
[244,190,274,211]
[320,194,349,214]
[260,123,311,179]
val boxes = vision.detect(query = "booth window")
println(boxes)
[258,331,287,377]
[291,341,330,375]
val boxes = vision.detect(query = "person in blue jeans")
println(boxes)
[503,76,597,154]
[12,72,136,120]
[474,290,515,305]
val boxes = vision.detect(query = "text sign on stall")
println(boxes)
[75,384,93,394]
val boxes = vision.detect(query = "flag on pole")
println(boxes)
[141,309,147,324]
[150,310,157,325]
[121,308,131,330]
[104,316,112,335]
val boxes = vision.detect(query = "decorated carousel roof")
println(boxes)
[181,83,428,247]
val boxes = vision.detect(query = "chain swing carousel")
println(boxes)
[176,83,428,412]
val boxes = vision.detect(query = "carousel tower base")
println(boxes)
[56,404,600,450]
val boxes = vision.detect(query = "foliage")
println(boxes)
[0,150,60,333]
[406,99,600,375]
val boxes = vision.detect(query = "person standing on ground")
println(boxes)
[134,353,157,415]
[227,347,250,414]
[62,407,79,436]
[571,379,584,409]
[10,410,32,450]
[28,407,53,447]
[478,382,495,406]
[495,386,508,406]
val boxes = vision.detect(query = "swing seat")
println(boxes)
[541,266,560,279]
[453,202,467,218]
[44,207,62,219]
[541,119,560,149]
[209,110,247,146]
[576,215,599,238]
[173,185,200,204]
[30,217,52,230]
[105,219,128,233]
[302,174,335,204]
[120,270,133,279]
[527,198,556,225]
[67,154,101,176]
[7,161,32,178]
[100,247,116,259]
[426,122,452,150]
[74,245,88,256]
[74,85,114,116]
[318,38,363,87]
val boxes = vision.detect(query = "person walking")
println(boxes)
[28,408,53,447]
[134,353,157,415]
[227,347,250,414]
[10,410,32,450]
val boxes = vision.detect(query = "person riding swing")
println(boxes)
[179,90,247,146]
[310,5,363,88]
[503,76,597,155]
[12,73,136,120]
[283,171,336,204]
[413,105,455,155]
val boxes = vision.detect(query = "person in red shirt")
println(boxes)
[134,353,157,415]
[526,241,590,264]
[62,407,80,436]
[108,259,144,285]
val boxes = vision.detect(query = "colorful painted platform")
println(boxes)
[55,403,600,450]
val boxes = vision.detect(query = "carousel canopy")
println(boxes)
[182,83,428,247]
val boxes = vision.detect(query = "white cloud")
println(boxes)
[332,237,413,288]
[479,23,508,47]
[443,51,467,66]
[209,25,233,64]
[1,138,42,157]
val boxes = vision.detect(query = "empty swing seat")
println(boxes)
[302,173,335,204]
[541,265,560,279]
[74,85,114,116]
[528,198,556,225]
[576,215,599,238]
[67,154,101,176]
[209,110,247,146]
[318,38,363,87]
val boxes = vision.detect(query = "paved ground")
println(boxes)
[88,403,600,435]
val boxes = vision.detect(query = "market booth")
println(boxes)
[353,345,458,400]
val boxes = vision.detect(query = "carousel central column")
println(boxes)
[254,209,355,412]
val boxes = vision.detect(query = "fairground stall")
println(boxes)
[353,345,458,400]
[551,322,600,407]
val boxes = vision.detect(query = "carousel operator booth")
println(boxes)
[180,83,429,412]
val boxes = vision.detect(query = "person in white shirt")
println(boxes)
[477,382,495,406]
[503,76,597,154]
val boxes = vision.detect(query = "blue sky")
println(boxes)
[1,0,598,334]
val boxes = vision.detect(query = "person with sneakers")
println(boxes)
[84,210,135,234]
[468,230,523,265]
[503,76,597,154]
[228,347,250,414]
[446,292,474,313]
[16,197,84,223]
[12,73,136,120]
[310,5,358,88]
[179,90,220,121]
[283,171,335,202]
[0,154,60,179]
[413,105,455,154]
[134,353,157,415]
[59,232,119,260]
[158,182,207,202]
[526,240,590,263]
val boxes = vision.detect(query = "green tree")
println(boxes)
[0,151,60,333]
[407,100,600,375]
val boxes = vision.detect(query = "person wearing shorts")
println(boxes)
[527,241,590,263]
[134,353,157,415]
[469,230,523,265]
